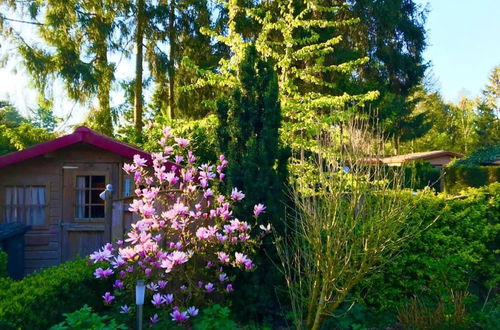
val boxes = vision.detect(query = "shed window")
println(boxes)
[76,175,105,219]
[4,186,46,225]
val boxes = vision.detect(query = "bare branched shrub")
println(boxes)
[397,290,469,329]
[276,117,430,330]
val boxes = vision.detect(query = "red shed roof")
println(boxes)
[0,126,155,169]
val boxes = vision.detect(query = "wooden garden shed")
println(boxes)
[0,126,168,275]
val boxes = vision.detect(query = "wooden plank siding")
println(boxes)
[0,143,133,275]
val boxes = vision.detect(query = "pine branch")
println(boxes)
[0,14,44,26]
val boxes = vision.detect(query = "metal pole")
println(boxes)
[137,304,143,330]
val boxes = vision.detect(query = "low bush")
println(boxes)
[363,183,499,307]
[444,165,500,194]
[0,259,110,330]
[326,183,499,328]
[50,305,126,330]
[0,249,7,278]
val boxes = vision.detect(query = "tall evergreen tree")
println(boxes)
[475,66,500,148]
[216,44,289,324]
[217,44,287,222]
[0,0,127,136]
[332,0,429,150]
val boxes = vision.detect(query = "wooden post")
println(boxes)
[111,200,124,241]
[104,185,113,243]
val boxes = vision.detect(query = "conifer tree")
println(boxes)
[217,44,287,229]
[0,0,127,136]
[216,44,289,322]
[475,66,500,148]
[199,0,378,169]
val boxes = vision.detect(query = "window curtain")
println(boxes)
[76,176,86,218]
[26,187,45,225]
[4,186,45,225]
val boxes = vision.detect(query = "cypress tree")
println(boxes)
[216,44,289,324]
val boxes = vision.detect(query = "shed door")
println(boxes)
[61,163,115,262]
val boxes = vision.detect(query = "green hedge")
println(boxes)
[402,161,442,191]
[327,183,497,328]
[323,183,500,329]
[444,165,500,194]
[0,259,110,330]
[0,249,7,278]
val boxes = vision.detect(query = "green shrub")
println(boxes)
[0,249,7,278]
[402,161,442,191]
[0,259,111,330]
[444,165,500,194]
[454,145,500,167]
[192,304,238,330]
[50,305,126,330]
[355,183,499,324]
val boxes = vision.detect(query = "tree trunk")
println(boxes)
[96,45,112,136]
[168,0,175,119]
[134,0,145,141]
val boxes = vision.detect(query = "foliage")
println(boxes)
[192,304,237,330]
[0,249,7,278]
[397,291,470,330]
[453,145,500,166]
[251,0,379,154]
[402,160,442,191]
[217,44,288,229]
[0,259,110,330]
[89,128,270,327]
[337,0,429,146]
[403,65,499,154]
[50,305,126,330]
[360,183,500,314]
[444,165,500,194]
[475,66,500,148]
[0,101,56,155]
[216,44,289,325]
[277,119,424,330]
[136,114,220,165]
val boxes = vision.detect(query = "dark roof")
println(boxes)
[0,126,155,169]
[381,150,464,164]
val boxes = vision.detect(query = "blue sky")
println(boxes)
[416,0,500,101]
[0,1,499,127]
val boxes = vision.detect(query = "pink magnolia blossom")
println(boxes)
[171,309,189,322]
[260,223,271,233]
[89,248,113,263]
[133,154,147,167]
[217,252,230,263]
[120,305,131,314]
[147,283,159,291]
[205,282,215,293]
[94,267,113,279]
[164,294,174,304]
[162,127,172,139]
[90,133,268,320]
[230,188,245,201]
[102,292,115,304]
[174,137,190,148]
[187,306,199,317]
[235,252,253,269]
[253,203,266,216]
[151,293,165,307]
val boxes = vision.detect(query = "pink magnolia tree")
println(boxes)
[89,127,270,326]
